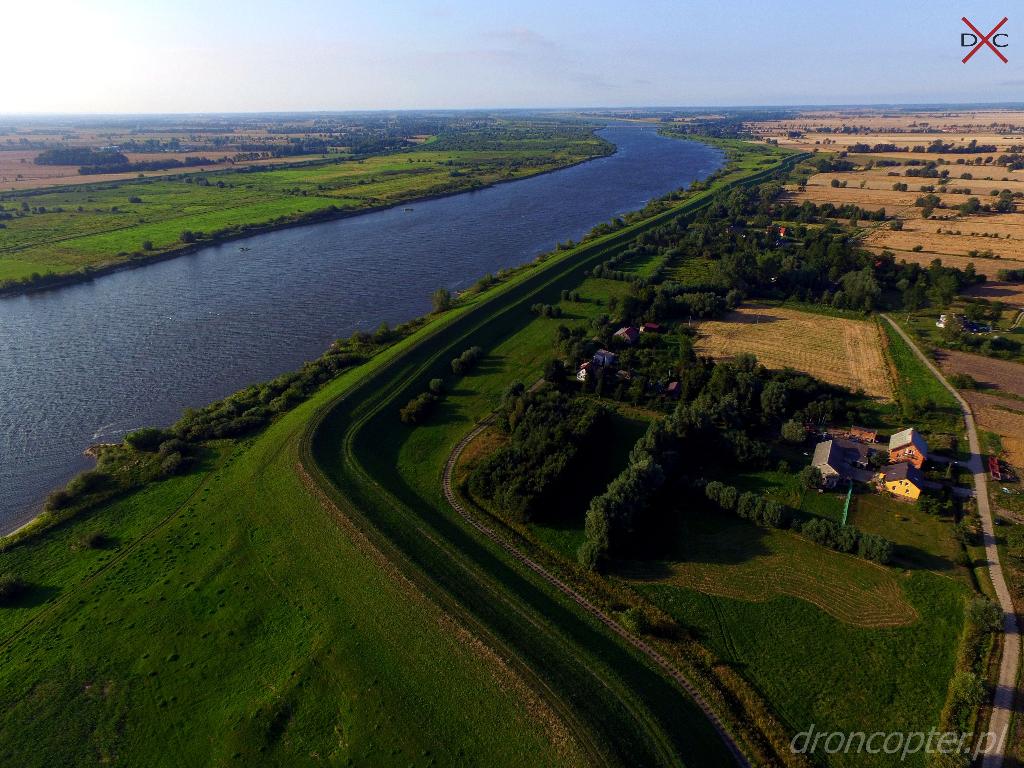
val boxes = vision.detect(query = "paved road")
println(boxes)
[443,414,751,768]
[883,315,1019,765]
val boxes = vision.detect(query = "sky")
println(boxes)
[2,0,1023,113]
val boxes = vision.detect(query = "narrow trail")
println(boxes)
[882,315,1019,766]
[442,414,751,768]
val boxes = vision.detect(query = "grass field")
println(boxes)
[879,318,964,438]
[694,304,893,399]
[0,414,580,766]
[0,136,607,284]
[621,515,918,628]
[639,570,966,768]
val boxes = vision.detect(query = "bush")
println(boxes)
[0,574,28,605]
[619,606,651,635]
[451,345,484,375]
[76,531,110,550]
[160,452,187,477]
[968,595,1002,633]
[428,378,445,395]
[126,427,169,452]
[431,287,453,312]
[781,419,806,443]
[399,392,439,425]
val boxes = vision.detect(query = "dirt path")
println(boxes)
[443,414,751,768]
[882,315,1019,766]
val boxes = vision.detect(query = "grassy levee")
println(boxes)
[302,151,809,766]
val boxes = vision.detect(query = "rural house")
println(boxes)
[811,438,876,486]
[880,462,925,501]
[888,428,928,469]
[640,322,662,334]
[576,361,593,382]
[592,349,618,367]
[613,326,640,345]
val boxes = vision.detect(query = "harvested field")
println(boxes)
[695,305,893,400]
[964,392,1024,468]
[965,282,1024,307]
[622,519,918,628]
[936,349,1024,398]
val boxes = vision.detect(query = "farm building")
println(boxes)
[849,426,878,443]
[811,438,876,486]
[577,361,593,382]
[888,428,928,469]
[592,349,618,367]
[880,462,925,501]
[614,326,640,345]
[640,322,662,334]
[665,381,680,398]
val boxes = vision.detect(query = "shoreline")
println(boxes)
[0,131,726,538]
[0,141,615,300]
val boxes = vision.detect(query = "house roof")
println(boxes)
[812,440,839,471]
[882,462,924,487]
[812,438,873,478]
[889,428,928,454]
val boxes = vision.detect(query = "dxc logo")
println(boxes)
[961,16,1008,63]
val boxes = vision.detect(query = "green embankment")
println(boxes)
[0,143,804,766]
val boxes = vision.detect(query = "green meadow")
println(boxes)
[0,135,607,285]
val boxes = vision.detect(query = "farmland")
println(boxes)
[935,349,1024,398]
[693,305,893,399]
[0,123,610,288]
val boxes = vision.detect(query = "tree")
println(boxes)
[782,419,806,443]
[760,381,789,423]
[431,287,453,313]
[542,358,566,384]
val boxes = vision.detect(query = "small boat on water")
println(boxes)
[239,246,251,251]
[404,207,413,212]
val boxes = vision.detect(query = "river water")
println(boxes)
[0,125,723,532]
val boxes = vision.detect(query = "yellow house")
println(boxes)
[880,462,924,501]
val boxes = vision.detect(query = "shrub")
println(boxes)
[431,287,453,312]
[399,392,439,425]
[619,606,651,635]
[0,574,28,605]
[160,452,187,477]
[126,427,169,452]
[76,531,110,550]
[428,378,445,395]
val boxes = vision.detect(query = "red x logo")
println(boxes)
[962,16,1009,63]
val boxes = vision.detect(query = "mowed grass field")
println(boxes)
[0,137,605,283]
[0,391,582,767]
[694,304,894,399]
[621,516,918,628]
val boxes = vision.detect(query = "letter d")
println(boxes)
[791,724,814,753]
[961,33,978,46]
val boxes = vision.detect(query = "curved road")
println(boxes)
[882,315,1019,765]
[443,413,751,768]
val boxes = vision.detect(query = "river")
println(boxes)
[0,125,723,532]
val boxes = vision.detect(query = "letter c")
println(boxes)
[994,33,1009,47]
